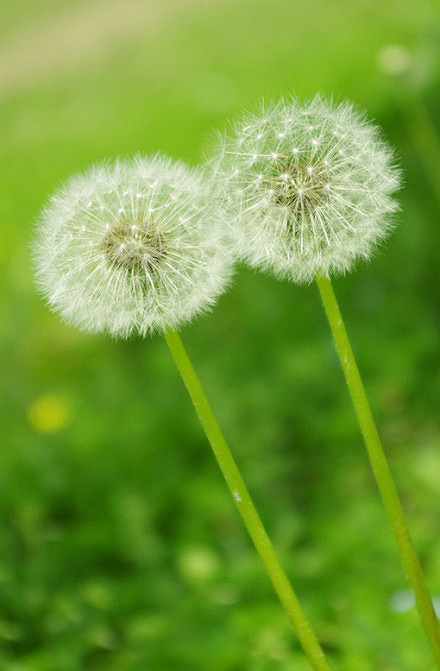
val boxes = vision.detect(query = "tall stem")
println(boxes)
[164,328,332,671]
[402,91,440,208]
[316,274,440,668]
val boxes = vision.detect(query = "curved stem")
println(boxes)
[164,328,333,671]
[316,274,440,669]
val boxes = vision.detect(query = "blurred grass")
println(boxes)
[1,0,440,669]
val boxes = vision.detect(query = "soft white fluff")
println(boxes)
[33,154,234,337]
[209,95,401,283]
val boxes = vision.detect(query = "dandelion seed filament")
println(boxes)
[100,221,168,280]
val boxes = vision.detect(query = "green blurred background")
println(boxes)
[1,0,440,669]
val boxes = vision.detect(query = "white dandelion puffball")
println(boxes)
[33,155,233,337]
[210,95,401,283]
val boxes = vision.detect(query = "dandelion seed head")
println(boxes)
[33,154,234,337]
[209,95,401,283]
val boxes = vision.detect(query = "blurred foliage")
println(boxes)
[0,0,440,669]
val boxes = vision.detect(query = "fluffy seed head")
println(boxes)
[33,154,233,337]
[209,95,401,283]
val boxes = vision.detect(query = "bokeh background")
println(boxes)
[1,0,440,669]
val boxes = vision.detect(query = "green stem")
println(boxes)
[164,328,332,671]
[316,274,440,668]
[404,93,440,208]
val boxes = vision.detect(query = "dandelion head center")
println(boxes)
[268,159,330,211]
[100,221,168,277]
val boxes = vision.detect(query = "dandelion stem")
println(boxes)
[316,274,440,668]
[164,328,333,671]
[405,95,440,208]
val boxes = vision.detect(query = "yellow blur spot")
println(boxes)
[27,394,71,434]
[177,546,221,583]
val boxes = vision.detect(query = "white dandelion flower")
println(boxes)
[33,154,233,337]
[209,95,401,283]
